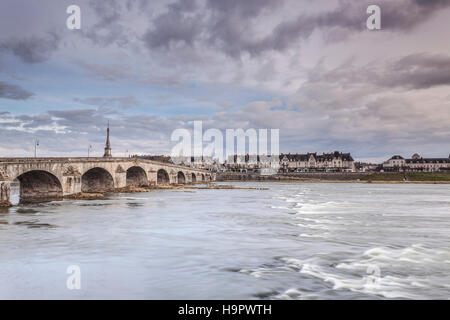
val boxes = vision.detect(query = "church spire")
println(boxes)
[103,121,112,157]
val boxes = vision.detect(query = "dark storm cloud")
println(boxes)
[143,0,450,57]
[205,0,285,56]
[251,0,450,51]
[206,0,278,17]
[0,33,60,63]
[305,53,450,91]
[316,0,450,33]
[143,0,284,55]
[143,0,200,49]
[0,81,33,100]
[376,0,450,30]
[382,53,450,90]
[81,0,130,46]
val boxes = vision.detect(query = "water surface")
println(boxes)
[0,182,449,299]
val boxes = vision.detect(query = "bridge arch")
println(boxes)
[126,166,148,187]
[201,174,205,182]
[191,173,197,183]
[177,171,186,184]
[82,167,114,192]
[157,169,170,185]
[15,170,63,202]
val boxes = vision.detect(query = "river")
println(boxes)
[0,182,449,299]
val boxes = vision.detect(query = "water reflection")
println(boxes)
[13,220,58,229]
[10,180,20,205]
[15,208,40,214]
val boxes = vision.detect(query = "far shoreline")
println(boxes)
[220,179,450,184]
[216,172,450,185]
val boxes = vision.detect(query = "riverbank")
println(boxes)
[361,172,450,182]
[216,172,369,182]
[64,192,104,200]
[216,172,450,184]
[0,200,13,207]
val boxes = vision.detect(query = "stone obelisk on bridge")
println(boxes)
[103,122,112,158]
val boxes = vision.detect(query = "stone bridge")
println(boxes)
[0,157,214,204]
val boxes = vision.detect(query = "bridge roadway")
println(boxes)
[0,157,214,204]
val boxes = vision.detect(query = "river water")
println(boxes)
[0,182,449,299]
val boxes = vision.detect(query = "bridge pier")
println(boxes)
[146,170,157,186]
[114,167,127,189]
[62,176,82,195]
[0,181,12,207]
[62,166,82,196]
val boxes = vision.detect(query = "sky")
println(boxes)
[0,0,449,162]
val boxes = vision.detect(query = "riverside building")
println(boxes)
[383,154,450,172]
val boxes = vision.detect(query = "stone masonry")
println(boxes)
[0,157,214,203]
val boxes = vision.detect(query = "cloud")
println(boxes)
[0,33,60,63]
[75,61,134,81]
[306,53,450,91]
[143,0,201,50]
[80,0,130,46]
[0,0,450,160]
[273,55,450,157]
[142,0,450,57]
[381,53,450,90]
[0,107,184,156]
[74,96,142,109]
[381,0,450,30]
[0,81,34,100]
[143,0,285,55]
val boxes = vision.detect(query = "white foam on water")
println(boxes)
[276,288,303,300]
[270,206,290,210]
[293,216,352,236]
[276,242,450,300]
[299,233,329,238]
[360,244,450,266]
[292,201,346,215]
[281,257,304,266]
[297,222,331,230]
[296,217,321,222]
[239,268,267,279]
[299,261,422,299]
[296,223,309,228]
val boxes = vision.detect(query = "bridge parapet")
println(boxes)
[0,157,211,172]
